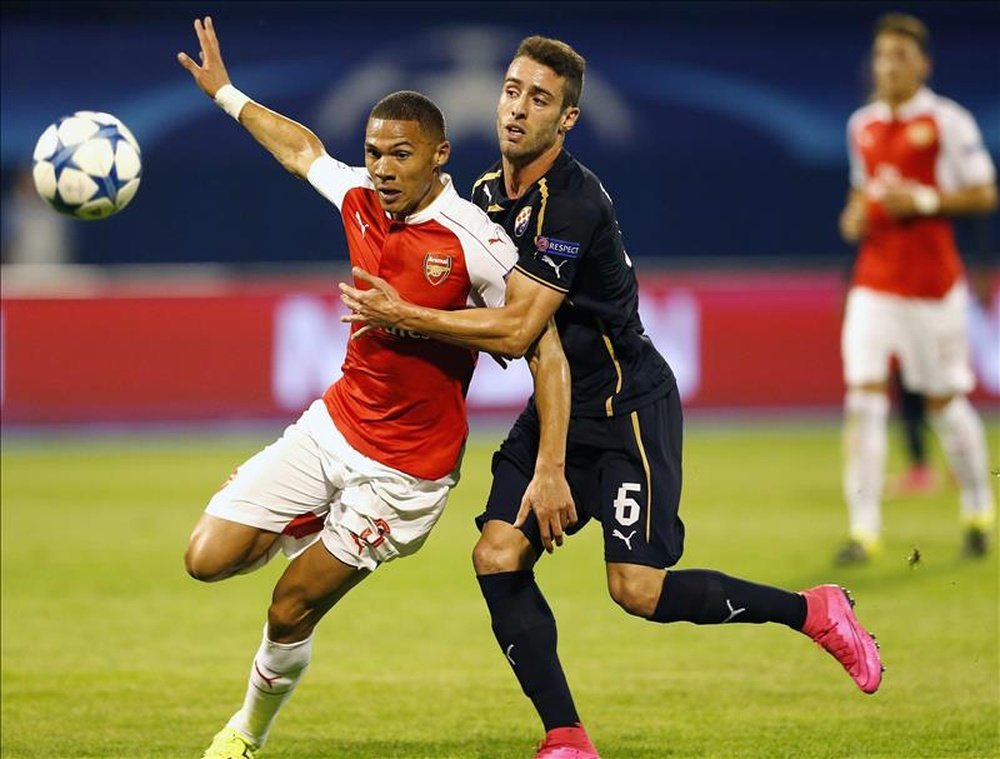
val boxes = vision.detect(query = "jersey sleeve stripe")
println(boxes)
[513,264,569,293]
[471,169,502,194]
[534,177,550,239]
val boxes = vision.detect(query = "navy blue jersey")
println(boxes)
[472,150,675,417]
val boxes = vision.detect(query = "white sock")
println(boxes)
[227,630,313,747]
[843,390,889,543]
[930,396,996,525]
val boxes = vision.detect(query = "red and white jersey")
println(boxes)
[848,87,996,298]
[307,155,517,480]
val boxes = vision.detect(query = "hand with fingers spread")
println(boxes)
[339,266,411,332]
[176,16,232,99]
[513,465,577,554]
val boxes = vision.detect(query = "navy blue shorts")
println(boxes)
[476,389,685,568]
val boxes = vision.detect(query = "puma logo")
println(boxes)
[541,254,568,278]
[253,661,280,689]
[612,529,636,550]
[354,210,370,238]
[723,599,746,623]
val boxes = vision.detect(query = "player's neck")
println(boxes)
[882,83,922,112]
[393,173,446,221]
[502,139,563,199]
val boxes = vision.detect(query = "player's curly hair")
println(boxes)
[514,36,586,109]
[369,91,447,142]
[874,12,930,56]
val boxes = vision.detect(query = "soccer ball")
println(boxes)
[32,111,142,220]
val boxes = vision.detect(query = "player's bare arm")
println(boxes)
[881,181,997,219]
[340,266,565,359]
[514,320,576,553]
[177,16,325,178]
[839,189,868,243]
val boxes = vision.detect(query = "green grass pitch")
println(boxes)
[2,418,998,758]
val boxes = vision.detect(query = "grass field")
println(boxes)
[2,419,998,758]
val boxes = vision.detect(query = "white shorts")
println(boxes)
[842,282,975,396]
[205,399,459,571]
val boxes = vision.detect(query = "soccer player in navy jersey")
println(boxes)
[342,36,883,758]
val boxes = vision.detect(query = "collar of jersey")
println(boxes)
[398,173,456,225]
[873,86,934,121]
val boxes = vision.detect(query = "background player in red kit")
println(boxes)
[177,17,572,759]
[837,13,997,564]
[342,35,884,758]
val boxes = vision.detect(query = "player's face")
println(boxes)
[364,119,450,218]
[497,56,579,165]
[872,32,929,103]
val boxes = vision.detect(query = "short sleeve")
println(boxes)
[847,116,867,190]
[472,223,517,308]
[940,105,996,188]
[306,154,372,209]
[514,193,598,294]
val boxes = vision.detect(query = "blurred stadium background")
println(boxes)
[1,3,998,758]
[1,0,998,428]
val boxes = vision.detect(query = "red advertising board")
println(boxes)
[2,270,997,425]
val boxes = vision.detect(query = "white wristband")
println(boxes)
[912,185,941,216]
[214,84,252,121]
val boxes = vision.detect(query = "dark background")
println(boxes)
[2,1,997,267]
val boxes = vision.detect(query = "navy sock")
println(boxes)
[650,569,807,629]
[477,571,579,731]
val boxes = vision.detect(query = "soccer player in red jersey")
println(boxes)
[177,18,572,759]
[837,13,997,563]
[342,36,884,758]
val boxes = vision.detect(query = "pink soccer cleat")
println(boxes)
[534,724,600,759]
[800,584,883,694]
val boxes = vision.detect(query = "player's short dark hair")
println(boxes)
[874,12,930,56]
[369,91,447,142]
[514,36,586,109]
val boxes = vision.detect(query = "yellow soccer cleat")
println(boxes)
[200,727,259,759]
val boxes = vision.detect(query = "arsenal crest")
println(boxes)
[424,253,453,286]
[514,205,533,237]
[906,121,936,149]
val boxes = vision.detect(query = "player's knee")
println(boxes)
[267,596,314,643]
[472,533,526,575]
[184,541,233,583]
[608,572,661,618]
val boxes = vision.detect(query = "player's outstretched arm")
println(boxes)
[839,189,868,244]
[341,267,565,358]
[514,320,576,553]
[177,16,325,178]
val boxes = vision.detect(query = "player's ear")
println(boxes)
[434,140,451,170]
[559,107,580,135]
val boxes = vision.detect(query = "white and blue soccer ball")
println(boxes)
[32,111,142,220]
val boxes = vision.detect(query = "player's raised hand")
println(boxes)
[340,267,408,333]
[514,466,577,554]
[177,16,232,99]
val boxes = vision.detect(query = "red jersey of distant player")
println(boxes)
[848,87,996,298]
[307,155,517,480]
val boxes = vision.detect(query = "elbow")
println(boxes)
[286,136,325,179]
[502,331,536,360]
